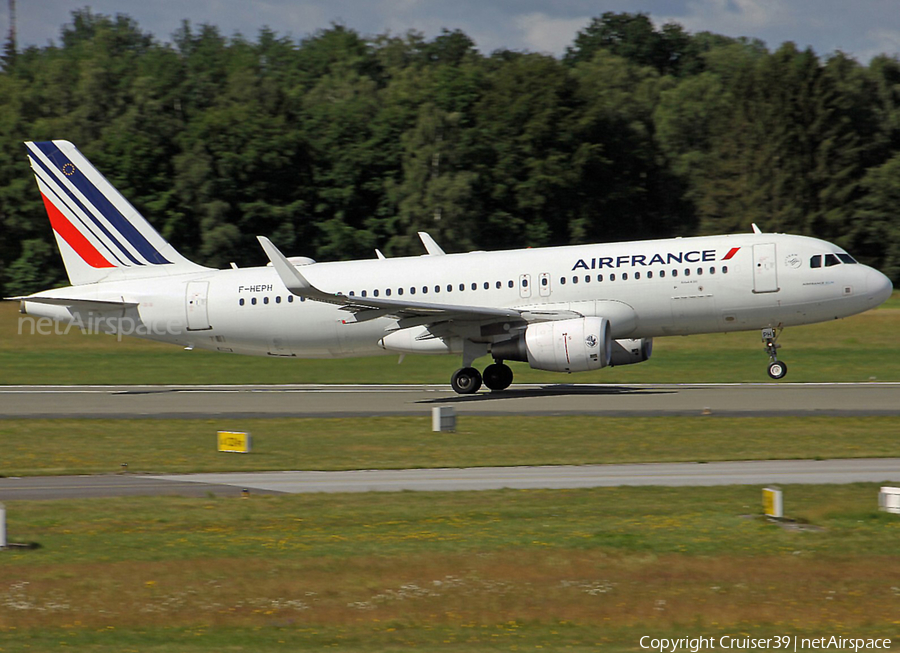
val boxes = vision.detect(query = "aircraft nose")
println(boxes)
[867,268,893,306]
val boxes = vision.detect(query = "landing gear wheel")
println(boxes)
[767,361,788,380]
[451,367,482,394]
[483,362,513,391]
[761,326,787,380]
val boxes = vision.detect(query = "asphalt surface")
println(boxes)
[2,458,898,500]
[2,382,900,418]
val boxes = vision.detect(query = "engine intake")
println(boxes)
[492,317,612,373]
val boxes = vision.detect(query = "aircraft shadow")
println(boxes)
[418,384,673,404]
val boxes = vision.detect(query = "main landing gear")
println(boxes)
[762,327,788,379]
[450,361,514,394]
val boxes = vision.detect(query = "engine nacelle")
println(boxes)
[378,326,463,355]
[492,317,612,373]
[609,338,653,367]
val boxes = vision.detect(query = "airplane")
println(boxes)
[8,140,894,393]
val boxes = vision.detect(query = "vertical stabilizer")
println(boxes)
[25,140,207,285]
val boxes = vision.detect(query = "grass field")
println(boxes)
[2,415,900,476]
[1,295,899,385]
[2,485,900,651]
[2,296,899,651]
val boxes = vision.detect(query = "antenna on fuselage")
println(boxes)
[752,223,762,234]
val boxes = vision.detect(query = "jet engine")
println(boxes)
[609,338,653,367]
[491,317,612,373]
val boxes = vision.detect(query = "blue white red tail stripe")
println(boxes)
[30,160,132,266]
[26,141,172,266]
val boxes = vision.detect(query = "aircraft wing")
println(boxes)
[258,236,578,328]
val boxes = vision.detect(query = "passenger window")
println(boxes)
[385,289,391,297]
[422,286,428,294]
[459,283,465,291]
[373,290,379,297]
[398,288,403,296]
[722,266,728,274]
[560,277,566,285]
[251,297,257,305]
[697,268,703,275]
[508,280,514,288]
[635,272,640,280]
[288,296,294,303]
[622,273,628,280]
[572,276,578,284]
[522,279,528,288]
[447,285,453,292]
[484,282,489,290]
[361,291,367,297]
[496,281,502,289]
[239,298,245,306]
[672,270,678,278]
[684,269,690,277]
[585,275,591,283]
[276,296,282,303]
[434,285,440,293]
[597,274,603,282]
[541,278,548,286]
[472,283,477,291]
[647,271,653,279]
[709,267,715,275]
[610,273,616,281]
[263,297,269,304]
[410,287,416,295]
[810,255,822,268]
[660,270,665,278]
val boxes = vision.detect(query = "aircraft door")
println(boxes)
[519,274,532,299]
[185,281,212,330]
[752,243,780,293]
[538,273,552,297]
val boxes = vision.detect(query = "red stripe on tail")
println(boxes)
[41,194,115,268]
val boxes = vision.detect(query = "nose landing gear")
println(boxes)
[762,327,787,379]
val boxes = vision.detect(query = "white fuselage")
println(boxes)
[22,232,893,359]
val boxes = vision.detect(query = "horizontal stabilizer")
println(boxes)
[9,295,139,311]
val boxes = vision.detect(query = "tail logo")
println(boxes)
[26,141,172,268]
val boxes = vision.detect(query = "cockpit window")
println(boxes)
[824,253,840,267]
[810,255,822,268]
[837,253,858,264]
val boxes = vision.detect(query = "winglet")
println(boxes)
[418,232,446,256]
[257,236,315,295]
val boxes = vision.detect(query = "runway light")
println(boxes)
[120,462,128,472]
[242,488,250,499]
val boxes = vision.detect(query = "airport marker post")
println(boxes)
[763,487,783,519]
[432,406,456,432]
[0,503,6,549]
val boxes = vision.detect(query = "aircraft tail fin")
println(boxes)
[24,140,207,285]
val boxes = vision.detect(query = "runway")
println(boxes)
[2,382,900,418]
[2,458,899,500]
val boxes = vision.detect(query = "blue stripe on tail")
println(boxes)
[33,141,171,265]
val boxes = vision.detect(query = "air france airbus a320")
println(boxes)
[9,141,894,393]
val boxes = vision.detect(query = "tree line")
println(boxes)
[1,10,899,295]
